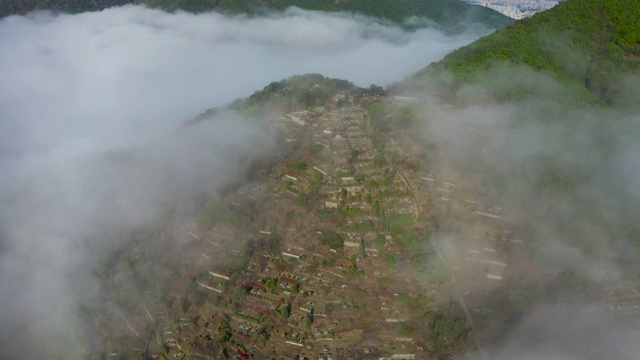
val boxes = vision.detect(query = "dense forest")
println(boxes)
[411,0,640,103]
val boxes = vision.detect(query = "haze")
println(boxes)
[0,5,491,358]
[10,4,635,359]
[414,65,640,359]
[0,5,483,158]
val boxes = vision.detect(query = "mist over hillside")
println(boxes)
[1,0,639,359]
[412,0,640,104]
[0,6,489,359]
[389,0,640,357]
[0,0,514,32]
[0,111,275,358]
[0,5,484,158]
[411,72,640,357]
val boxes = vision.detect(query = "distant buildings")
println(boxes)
[466,0,560,19]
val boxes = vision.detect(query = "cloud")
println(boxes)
[486,302,640,360]
[0,5,483,158]
[0,5,488,357]
[0,112,274,358]
[416,64,640,358]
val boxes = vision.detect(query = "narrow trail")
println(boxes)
[116,309,140,337]
[144,307,155,323]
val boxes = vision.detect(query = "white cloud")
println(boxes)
[0,6,487,357]
[0,5,483,158]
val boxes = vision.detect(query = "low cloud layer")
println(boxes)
[0,112,274,358]
[489,302,640,360]
[0,5,483,158]
[0,5,489,357]
[417,65,640,358]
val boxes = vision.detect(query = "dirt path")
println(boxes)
[116,309,140,337]
[144,307,155,323]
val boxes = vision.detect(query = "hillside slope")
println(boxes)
[0,0,513,32]
[408,0,640,103]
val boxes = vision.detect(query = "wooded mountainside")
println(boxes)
[0,0,513,32]
[410,0,640,104]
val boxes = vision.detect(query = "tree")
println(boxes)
[292,161,308,171]
[385,252,397,268]
[281,302,291,319]
[349,149,359,162]
[400,232,417,246]
[395,323,411,336]
[390,222,405,237]
[371,132,387,152]
[310,171,322,184]
[179,297,190,312]
[374,154,386,166]
[266,278,277,291]
[452,320,466,340]
[466,330,476,345]
[222,209,252,228]
[305,313,313,328]
[220,331,231,343]
[434,319,447,335]
[375,234,385,251]
[295,195,308,208]
[368,84,386,96]
[318,232,344,249]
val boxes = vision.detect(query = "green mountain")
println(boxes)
[0,0,513,32]
[408,0,640,104]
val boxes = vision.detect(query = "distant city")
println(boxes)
[467,0,560,19]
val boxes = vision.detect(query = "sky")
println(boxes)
[0,5,490,358]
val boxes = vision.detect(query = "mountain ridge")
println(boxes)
[406,0,640,104]
[0,0,513,32]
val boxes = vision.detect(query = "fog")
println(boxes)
[0,112,275,358]
[0,5,483,158]
[488,302,640,360]
[1,2,637,357]
[413,63,640,358]
[0,4,494,358]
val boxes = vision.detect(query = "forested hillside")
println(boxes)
[0,0,513,32]
[409,0,640,103]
